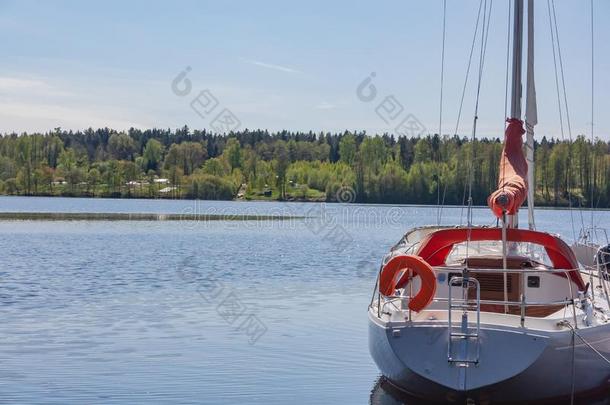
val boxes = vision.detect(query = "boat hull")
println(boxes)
[369,311,610,403]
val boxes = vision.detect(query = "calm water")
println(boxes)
[0,196,608,404]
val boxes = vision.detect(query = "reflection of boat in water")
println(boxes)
[370,376,437,405]
[368,1,610,403]
[369,375,610,405]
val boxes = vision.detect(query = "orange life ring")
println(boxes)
[379,254,437,312]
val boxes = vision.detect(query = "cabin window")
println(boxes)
[445,241,553,267]
[527,276,540,288]
[448,272,462,285]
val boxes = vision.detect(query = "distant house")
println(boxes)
[154,178,170,184]
[159,186,176,193]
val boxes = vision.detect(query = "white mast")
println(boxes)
[508,0,524,228]
[525,0,537,230]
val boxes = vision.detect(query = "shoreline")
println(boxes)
[0,212,303,221]
[0,194,608,211]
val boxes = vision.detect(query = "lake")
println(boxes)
[1,196,608,404]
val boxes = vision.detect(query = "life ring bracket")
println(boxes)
[379,254,437,312]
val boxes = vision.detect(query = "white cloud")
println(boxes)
[0,101,148,132]
[0,73,154,132]
[0,75,75,98]
[0,76,47,89]
[315,101,336,110]
[244,59,302,74]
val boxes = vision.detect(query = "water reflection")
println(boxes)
[369,377,610,405]
[370,377,438,405]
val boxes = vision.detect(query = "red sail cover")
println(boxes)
[488,118,528,218]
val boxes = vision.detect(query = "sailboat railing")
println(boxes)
[372,266,583,328]
[578,226,609,246]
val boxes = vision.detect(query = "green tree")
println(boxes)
[181,142,207,175]
[224,138,242,171]
[88,168,100,197]
[414,137,432,163]
[0,156,17,180]
[142,139,163,172]
[108,133,137,160]
[45,136,64,168]
[202,158,229,177]
[186,173,237,200]
[1,128,610,207]
[164,142,207,175]
[57,148,79,192]
[339,133,356,165]
[274,141,289,199]
[4,178,19,194]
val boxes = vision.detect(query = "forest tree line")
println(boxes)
[0,126,609,207]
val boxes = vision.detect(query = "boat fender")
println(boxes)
[379,254,437,312]
[579,289,593,326]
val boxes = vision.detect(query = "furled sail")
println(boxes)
[525,0,537,229]
[487,118,528,219]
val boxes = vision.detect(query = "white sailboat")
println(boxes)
[368,1,610,402]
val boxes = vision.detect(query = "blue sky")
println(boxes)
[1,0,608,139]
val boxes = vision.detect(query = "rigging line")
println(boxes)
[467,0,493,228]
[562,320,610,366]
[438,180,447,225]
[467,0,493,257]
[546,0,576,242]
[457,0,484,226]
[481,0,494,73]
[590,0,595,226]
[551,0,579,224]
[500,0,511,221]
[552,0,583,239]
[551,0,573,142]
[460,172,468,225]
[437,0,447,226]
[438,178,447,225]
[570,329,576,405]
[503,0,512,122]
[578,199,586,236]
[453,0,484,138]
[546,0,565,140]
